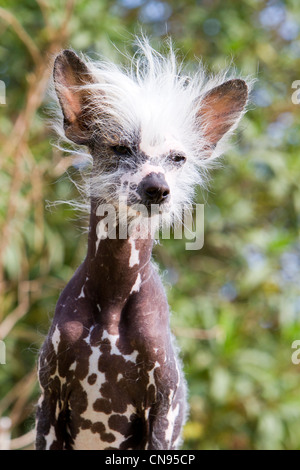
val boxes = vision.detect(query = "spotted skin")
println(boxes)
[36,201,187,450]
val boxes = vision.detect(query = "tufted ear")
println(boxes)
[53,49,96,145]
[198,79,248,155]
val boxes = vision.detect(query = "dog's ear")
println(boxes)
[197,79,248,155]
[53,49,96,145]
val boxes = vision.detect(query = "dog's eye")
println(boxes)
[171,154,186,164]
[112,145,132,156]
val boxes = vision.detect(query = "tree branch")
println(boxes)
[0,7,42,65]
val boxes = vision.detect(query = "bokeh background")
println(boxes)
[0,0,300,450]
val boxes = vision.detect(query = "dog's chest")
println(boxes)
[63,325,162,449]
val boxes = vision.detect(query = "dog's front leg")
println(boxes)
[35,388,68,450]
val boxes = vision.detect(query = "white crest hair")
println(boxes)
[49,36,251,224]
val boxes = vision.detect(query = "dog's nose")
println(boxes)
[138,173,170,205]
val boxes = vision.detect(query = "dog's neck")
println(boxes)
[83,198,154,309]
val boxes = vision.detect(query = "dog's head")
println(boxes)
[53,39,248,228]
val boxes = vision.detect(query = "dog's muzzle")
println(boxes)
[137,172,170,206]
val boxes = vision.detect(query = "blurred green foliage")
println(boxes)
[0,0,300,450]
